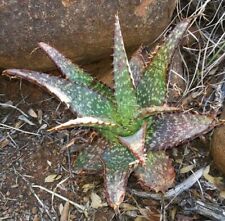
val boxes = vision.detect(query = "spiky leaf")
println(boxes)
[113,15,138,123]
[3,69,116,119]
[39,42,114,101]
[119,122,147,164]
[49,117,117,132]
[135,151,175,192]
[146,112,215,151]
[103,145,136,210]
[3,17,218,212]
[39,42,93,85]
[138,105,180,118]
[137,20,190,107]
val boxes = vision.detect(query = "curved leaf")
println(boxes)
[102,145,136,210]
[39,42,93,85]
[146,112,215,151]
[138,105,180,118]
[39,42,114,101]
[137,20,190,107]
[49,116,117,132]
[3,69,116,119]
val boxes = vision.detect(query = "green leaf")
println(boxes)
[39,42,115,101]
[48,116,117,132]
[102,145,136,210]
[39,42,93,85]
[3,69,116,119]
[146,112,215,151]
[134,151,175,192]
[113,15,138,124]
[137,20,190,107]
[97,129,119,143]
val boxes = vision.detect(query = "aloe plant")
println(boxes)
[3,16,216,210]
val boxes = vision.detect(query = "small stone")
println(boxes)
[211,107,225,175]
[32,207,38,215]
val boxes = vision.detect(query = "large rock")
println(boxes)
[211,107,225,175]
[0,0,176,70]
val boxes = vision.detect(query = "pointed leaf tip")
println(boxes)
[3,69,116,119]
[3,69,70,105]
[38,42,93,85]
[166,19,190,51]
[147,113,215,151]
[137,20,190,107]
[103,146,135,209]
[38,42,114,101]
[113,15,138,123]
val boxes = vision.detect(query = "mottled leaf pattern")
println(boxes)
[39,42,114,101]
[39,42,93,85]
[103,145,136,210]
[135,151,175,192]
[137,20,190,107]
[4,69,116,119]
[114,15,138,123]
[146,112,215,151]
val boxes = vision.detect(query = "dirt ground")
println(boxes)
[1,72,225,221]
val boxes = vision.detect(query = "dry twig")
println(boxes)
[14,169,56,221]
[0,123,40,136]
[183,200,225,221]
[32,185,86,213]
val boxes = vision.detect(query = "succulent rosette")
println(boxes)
[3,16,216,210]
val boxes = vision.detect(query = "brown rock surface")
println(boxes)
[211,108,225,175]
[0,0,176,71]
